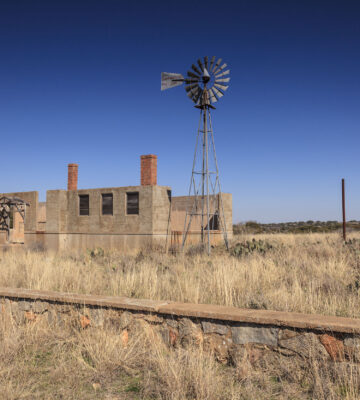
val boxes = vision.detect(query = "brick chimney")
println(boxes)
[67,163,78,191]
[140,155,157,186]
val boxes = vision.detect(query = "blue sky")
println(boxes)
[0,0,359,223]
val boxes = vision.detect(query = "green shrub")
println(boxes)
[231,238,273,257]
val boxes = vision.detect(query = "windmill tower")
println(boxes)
[161,56,230,255]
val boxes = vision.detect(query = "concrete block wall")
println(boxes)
[1,287,360,364]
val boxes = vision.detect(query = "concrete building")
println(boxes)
[0,155,232,252]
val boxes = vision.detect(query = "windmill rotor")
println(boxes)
[161,56,230,107]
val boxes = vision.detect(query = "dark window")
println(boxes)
[206,214,219,231]
[167,190,172,202]
[102,193,113,215]
[126,192,139,215]
[79,195,89,216]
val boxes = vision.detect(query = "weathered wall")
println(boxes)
[0,191,38,232]
[171,193,233,242]
[37,202,46,232]
[43,186,171,252]
[1,287,359,364]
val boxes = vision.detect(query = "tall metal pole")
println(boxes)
[201,109,206,245]
[342,178,346,241]
[205,105,211,255]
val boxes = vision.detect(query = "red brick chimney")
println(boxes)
[140,155,157,186]
[67,163,78,191]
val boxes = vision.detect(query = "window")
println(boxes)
[167,190,172,202]
[126,192,139,215]
[206,214,219,231]
[79,195,89,216]
[102,193,113,215]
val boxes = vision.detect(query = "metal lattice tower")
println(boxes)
[161,56,230,255]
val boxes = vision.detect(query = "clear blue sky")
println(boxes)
[1,0,359,223]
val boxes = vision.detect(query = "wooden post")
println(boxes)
[342,178,346,241]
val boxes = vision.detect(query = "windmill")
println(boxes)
[161,56,230,255]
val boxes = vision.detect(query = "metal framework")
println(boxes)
[0,196,28,239]
[161,56,230,255]
[181,90,229,254]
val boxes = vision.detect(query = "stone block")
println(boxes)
[201,320,229,335]
[159,326,178,346]
[178,318,203,345]
[165,318,178,329]
[278,328,299,340]
[232,325,278,346]
[344,337,360,348]
[90,308,104,327]
[120,311,133,329]
[80,315,91,329]
[319,334,344,361]
[279,332,329,359]
[18,301,31,311]
[204,334,232,363]
[33,301,48,314]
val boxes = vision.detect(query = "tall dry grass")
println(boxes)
[1,310,360,399]
[2,232,360,398]
[1,232,360,317]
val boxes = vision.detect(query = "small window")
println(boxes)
[102,193,113,215]
[206,214,219,231]
[167,190,172,202]
[126,192,139,215]
[79,195,89,216]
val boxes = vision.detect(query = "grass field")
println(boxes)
[1,232,360,399]
[1,232,360,317]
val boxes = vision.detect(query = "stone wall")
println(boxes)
[1,287,360,364]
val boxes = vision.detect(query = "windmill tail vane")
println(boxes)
[161,56,230,255]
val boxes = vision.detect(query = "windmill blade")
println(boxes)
[211,58,222,72]
[213,62,227,75]
[197,58,204,71]
[187,71,200,79]
[161,72,184,91]
[214,83,228,91]
[209,56,216,71]
[215,69,230,78]
[212,86,224,99]
[192,64,202,75]
[187,86,199,98]
[185,83,199,92]
[193,87,203,103]
[188,86,202,103]
[188,86,203,103]
[215,77,230,83]
[208,88,218,103]
[204,56,209,69]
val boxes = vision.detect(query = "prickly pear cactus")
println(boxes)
[231,239,273,257]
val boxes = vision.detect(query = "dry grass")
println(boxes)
[2,232,360,398]
[1,311,360,399]
[1,232,360,317]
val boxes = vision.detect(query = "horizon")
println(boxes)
[1,0,359,224]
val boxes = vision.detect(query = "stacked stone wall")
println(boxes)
[1,288,360,365]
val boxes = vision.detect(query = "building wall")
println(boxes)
[37,202,46,232]
[44,185,171,252]
[0,191,38,232]
[0,188,232,251]
[171,193,233,235]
